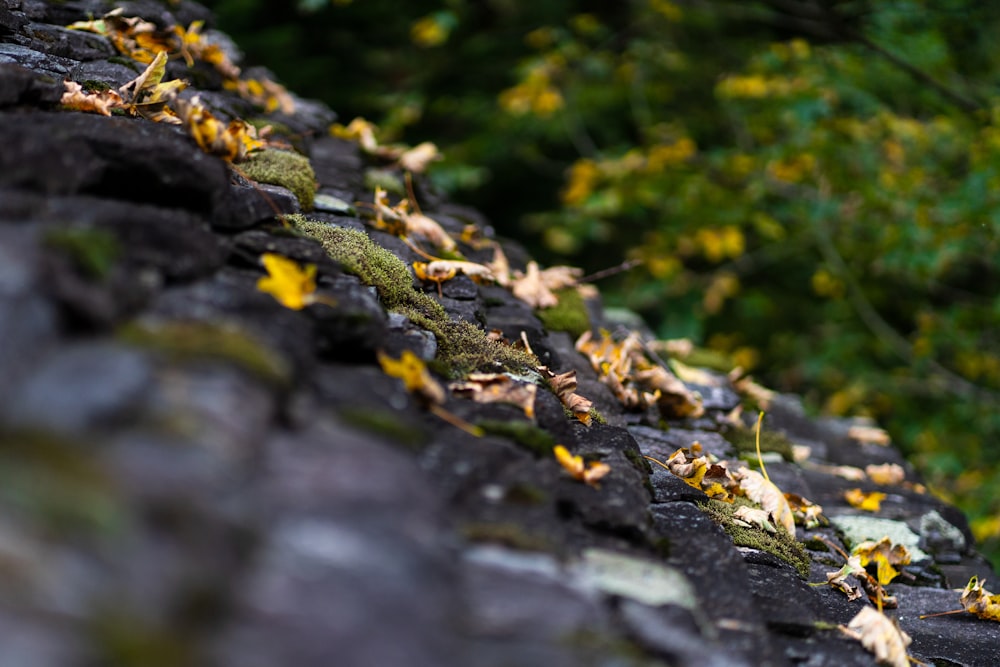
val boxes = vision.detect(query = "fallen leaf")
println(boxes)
[449,373,537,419]
[645,444,737,501]
[398,141,442,172]
[377,350,446,406]
[415,259,493,285]
[171,95,262,162]
[256,253,318,310]
[60,80,123,116]
[733,506,776,533]
[866,463,905,486]
[512,261,559,308]
[546,369,593,425]
[734,467,796,537]
[959,576,1000,622]
[826,554,866,601]
[554,444,610,487]
[845,488,887,512]
[728,371,776,409]
[853,537,910,586]
[848,424,891,446]
[840,607,911,667]
[785,492,825,529]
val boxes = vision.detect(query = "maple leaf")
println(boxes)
[256,253,319,310]
[845,488,887,512]
[840,607,911,667]
[734,467,796,537]
[853,537,911,586]
[448,372,537,419]
[60,80,123,116]
[554,444,610,487]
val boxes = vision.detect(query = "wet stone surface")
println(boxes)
[0,2,996,667]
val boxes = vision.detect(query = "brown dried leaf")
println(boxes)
[959,576,1000,622]
[826,554,866,601]
[449,373,537,419]
[841,607,911,667]
[511,261,559,308]
[398,141,442,173]
[848,424,891,446]
[61,80,123,116]
[866,463,905,486]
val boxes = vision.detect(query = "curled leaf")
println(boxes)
[841,607,911,667]
[785,492,825,529]
[959,576,1000,622]
[449,373,537,419]
[61,80,123,116]
[733,506,776,533]
[554,445,610,487]
[546,369,594,425]
[826,554,866,601]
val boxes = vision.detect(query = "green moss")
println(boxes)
[293,220,538,377]
[339,407,426,449]
[478,419,555,457]
[461,521,553,552]
[240,149,317,211]
[536,287,591,338]
[117,321,291,386]
[623,447,653,474]
[698,497,811,578]
[722,424,795,462]
[43,227,119,279]
[108,55,141,71]
[674,347,734,372]
[81,79,113,93]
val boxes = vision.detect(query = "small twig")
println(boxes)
[578,258,643,283]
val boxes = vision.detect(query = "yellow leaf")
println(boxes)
[845,488,887,512]
[841,607,911,667]
[554,445,610,487]
[959,576,1000,622]
[853,537,911,586]
[376,350,446,406]
[256,253,318,310]
[784,492,825,529]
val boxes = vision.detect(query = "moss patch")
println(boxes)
[292,219,537,377]
[698,497,811,578]
[240,149,317,210]
[117,320,291,386]
[478,419,555,457]
[722,424,795,462]
[536,287,591,338]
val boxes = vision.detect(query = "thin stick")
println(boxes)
[918,609,966,620]
[578,258,644,283]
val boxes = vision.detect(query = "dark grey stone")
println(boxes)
[6,341,152,433]
[0,63,62,107]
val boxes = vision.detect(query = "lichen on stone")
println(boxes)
[240,149,317,210]
[477,419,555,457]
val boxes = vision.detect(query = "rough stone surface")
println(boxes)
[0,3,996,667]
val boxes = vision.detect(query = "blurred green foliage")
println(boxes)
[203,0,1000,565]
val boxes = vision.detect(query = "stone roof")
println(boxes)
[1,1,997,665]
